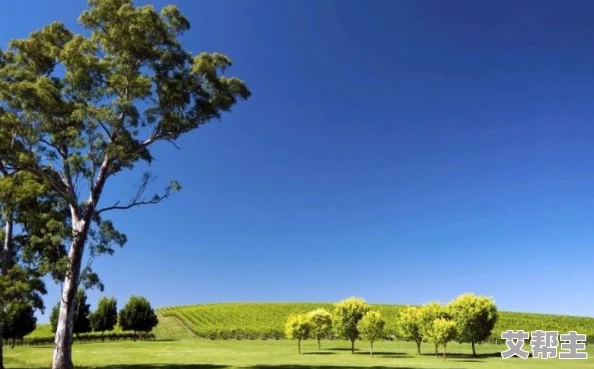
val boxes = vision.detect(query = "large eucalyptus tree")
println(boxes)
[0,1,250,368]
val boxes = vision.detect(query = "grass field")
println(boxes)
[5,336,592,369]
[8,309,592,369]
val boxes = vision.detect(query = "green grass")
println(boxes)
[5,337,592,369]
[11,304,594,369]
[157,303,594,342]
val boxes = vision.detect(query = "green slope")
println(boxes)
[25,302,594,343]
[158,302,594,342]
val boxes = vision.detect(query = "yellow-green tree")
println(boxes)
[332,297,370,354]
[285,313,311,354]
[419,302,448,356]
[426,318,457,360]
[307,308,332,349]
[357,311,385,357]
[397,306,423,355]
[447,293,498,357]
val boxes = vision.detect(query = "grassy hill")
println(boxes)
[158,302,594,342]
[24,302,594,344]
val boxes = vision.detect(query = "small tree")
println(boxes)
[357,311,385,357]
[447,293,498,357]
[419,302,447,356]
[397,306,423,355]
[90,297,117,341]
[427,318,457,360]
[284,313,311,354]
[332,297,370,354]
[50,302,60,333]
[2,304,37,347]
[119,296,158,341]
[73,290,91,338]
[307,308,332,349]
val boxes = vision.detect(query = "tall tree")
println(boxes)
[0,1,250,368]
[307,308,332,349]
[332,297,370,354]
[90,297,117,341]
[118,296,158,341]
[446,293,498,357]
[357,311,385,357]
[284,313,311,354]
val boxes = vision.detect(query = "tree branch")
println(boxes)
[95,174,177,215]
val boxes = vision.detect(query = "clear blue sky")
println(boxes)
[2,0,594,323]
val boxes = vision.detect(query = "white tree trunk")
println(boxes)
[0,210,13,369]
[2,211,13,272]
[52,219,87,369]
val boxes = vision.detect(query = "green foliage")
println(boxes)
[157,302,594,343]
[332,297,370,353]
[73,290,92,336]
[306,308,332,349]
[357,311,385,357]
[119,296,158,338]
[397,306,423,354]
[447,293,498,355]
[1,303,37,345]
[284,313,310,354]
[50,303,59,333]
[0,3,250,365]
[49,290,92,335]
[427,318,457,360]
[20,324,155,346]
[90,297,118,337]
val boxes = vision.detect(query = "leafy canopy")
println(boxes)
[0,0,251,290]
[307,308,332,340]
[447,293,498,344]
[50,290,91,334]
[332,297,370,342]
[119,295,158,334]
[1,303,37,342]
[427,318,457,346]
[419,301,448,339]
[357,310,385,343]
[284,313,310,341]
[397,306,423,343]
[90,297,118,333]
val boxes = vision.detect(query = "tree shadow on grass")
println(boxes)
[84,365,229,369]
[251,365,442,369]
[302,352,336,355]
[64,364,465,369]
[355,352,412,358]
[327,347,360,352]
[421,352,499,359]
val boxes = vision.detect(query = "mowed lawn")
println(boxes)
[4,339,592,369]
[8,315,592,369]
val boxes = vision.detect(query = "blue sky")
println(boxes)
[2,0,594,323]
